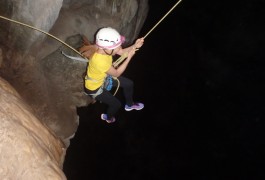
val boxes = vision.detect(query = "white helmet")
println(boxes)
[96,27,125,50]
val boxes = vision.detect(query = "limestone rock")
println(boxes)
[0,77,66,179]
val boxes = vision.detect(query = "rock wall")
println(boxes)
[0,0,148,178]
[0,77,66,179]
[0,0,148,141]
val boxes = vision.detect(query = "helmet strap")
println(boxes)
[103,49,114,55]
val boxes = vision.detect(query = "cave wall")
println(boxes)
[0,77,66,179]
[0,0,148,142]
[0,0,148,178]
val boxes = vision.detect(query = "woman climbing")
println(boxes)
[83,27,144,123]
[0,1,181,125]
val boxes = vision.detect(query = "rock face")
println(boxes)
[0,0,148,178]
[0,77,66,179]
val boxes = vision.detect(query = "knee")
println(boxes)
[126,79,134,89]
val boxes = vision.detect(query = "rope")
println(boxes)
[113,78,120,96]
[0,15,121,97]
[112,0,182,67]
[113,52,128,68]
[0,15,86,60]
[61,51,88,63]
[0,0,182,98]
[143,0,182,39]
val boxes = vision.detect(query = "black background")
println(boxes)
[63,0,265,179]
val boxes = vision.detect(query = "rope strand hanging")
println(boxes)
[0,0,182,67]
[143,0,182,39]
[113,0,182,68]
[0,15,87,61]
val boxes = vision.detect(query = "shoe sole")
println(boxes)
[125,107,144,111]
[101,114,115,123]
[101,114,106,121]
[106,120,115,123]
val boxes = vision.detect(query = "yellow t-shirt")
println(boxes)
[85,53,112,90]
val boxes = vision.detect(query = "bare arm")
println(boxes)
[117,37,144,56]
[106,37,144,77]
[107,48,136,77]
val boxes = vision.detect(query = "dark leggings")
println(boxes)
[85,76,134,118]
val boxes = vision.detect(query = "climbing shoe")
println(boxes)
[101,114,116,123]
[125,102,144,111]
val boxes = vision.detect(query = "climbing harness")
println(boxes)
[84,74,119,98]
[61,51,87,63]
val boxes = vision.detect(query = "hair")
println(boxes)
[79,35,98,59]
